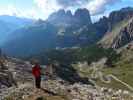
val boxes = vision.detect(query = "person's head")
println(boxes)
[30,58,39,65]
[35,61,39,65]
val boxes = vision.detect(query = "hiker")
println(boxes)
[32,61,41,89]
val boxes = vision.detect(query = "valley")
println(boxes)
[0,7,133,100]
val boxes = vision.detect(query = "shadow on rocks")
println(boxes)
[53,63,94,86]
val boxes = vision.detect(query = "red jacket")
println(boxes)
[32,64,41,78]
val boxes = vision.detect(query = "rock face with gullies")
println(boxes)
[74,8,92,25]
[94,16,109,37]
[0,57,32,90]
[0,55,15,89]
[112,19,133,48]
[108,7,133,30]
[95,7,133,36]
[99,7,133,48]
[0,67,14,88]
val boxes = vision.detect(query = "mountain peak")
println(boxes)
[120,7,133,12]
[108,7,133,30]
[74,8,92,25]
[74,8,90,16]
[47,9,72,23]
[111,18,133,48]
[66,10,73,17]
[57,9,66,16]
[47,8,92,26]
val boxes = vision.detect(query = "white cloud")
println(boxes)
[34,0,62,19]
[0,4,39,19]
[56,0,88,7]
[0,5,18,16]
[0,0,121,20]
[34,0,121,19]
[86,0,121,15]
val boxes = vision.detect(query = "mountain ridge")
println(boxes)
[1,8,97,57]
[0,7,133,100]
[1,7,133,57]
[100,17,133,48]
[0,15,34,44]
[99,7,133,48]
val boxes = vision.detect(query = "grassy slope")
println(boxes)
[95,18,133,91]
[101,43,133,91]
[74,62,133,91]
[73,43,133,91]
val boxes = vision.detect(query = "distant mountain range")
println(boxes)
[1,7,133,57]
[0,15,33,43]
[1,8,98,57]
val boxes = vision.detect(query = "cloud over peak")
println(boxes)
[57,0,89,8]
[86,0,121,15]
[34,0,121,18]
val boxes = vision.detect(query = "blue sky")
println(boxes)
[0,0,133,21]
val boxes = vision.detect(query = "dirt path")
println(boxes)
[91,63,133,93]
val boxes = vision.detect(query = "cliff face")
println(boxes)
[112,19,133,48]
[0,57,32,89]
[99,7,133,49]
[94,7,133,39]
[94,16,109,37]
[47,8,92,27]
[108,7,133,30]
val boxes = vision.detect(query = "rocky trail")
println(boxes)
[0,57,133,100]
[2,79,133,100]
[2,82,66,100]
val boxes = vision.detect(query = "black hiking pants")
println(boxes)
[35,76,41,88]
